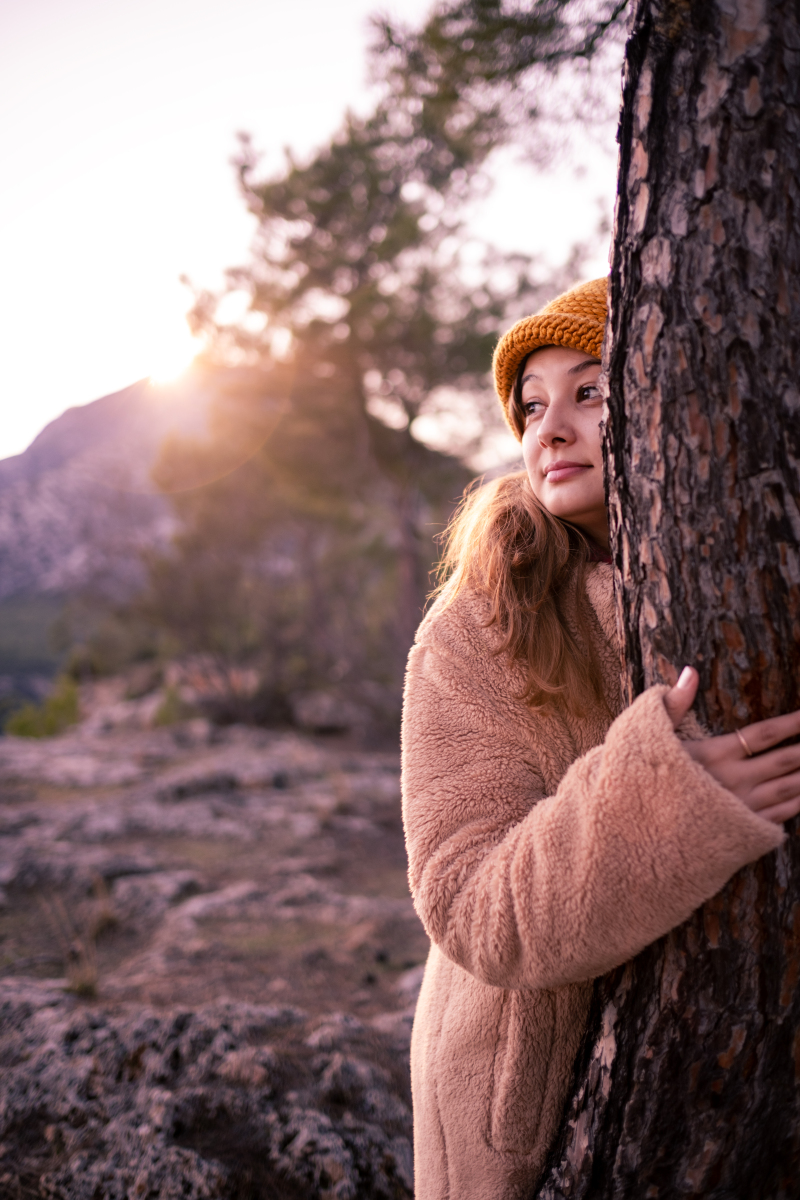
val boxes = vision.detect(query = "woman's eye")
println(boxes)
[578,384,601,401]
[522,400,544,418]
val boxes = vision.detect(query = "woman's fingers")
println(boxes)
[663,666,699,730]
[728,741,800,784]
[665,677,800,829]
[760,742,800,779]
[737,708,800,756]
[748,766,800,812]
[758,794,800,825]
[686,736,800,824]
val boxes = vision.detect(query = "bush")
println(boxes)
[63,611,163,680]
[152,684,193,727]
[5,677,80,738]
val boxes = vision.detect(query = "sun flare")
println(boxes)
[149,323,203,385]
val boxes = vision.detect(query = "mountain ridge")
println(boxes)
[0,367,265,603]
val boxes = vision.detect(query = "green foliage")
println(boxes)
[185,0,611,447]
[47,593,165,682]
[142,372,469,710]
[372,0,629,156]
[153,685,192,727]
[188,0,592,430]
[193,136,543,433]
[143,0,614,723]
[6,677,80,738]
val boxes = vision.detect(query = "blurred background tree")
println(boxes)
[101,0,629,736]
[373,0,628,157]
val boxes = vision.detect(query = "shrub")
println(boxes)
[152,684,192,726]
[6,677,80,737]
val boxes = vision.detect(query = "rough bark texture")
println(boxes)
[535,1,800,1196]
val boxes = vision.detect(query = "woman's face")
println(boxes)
[519,345,609,549]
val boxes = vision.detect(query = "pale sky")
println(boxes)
[0,0,619,461]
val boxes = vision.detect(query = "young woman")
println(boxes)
[401,277,800,1200]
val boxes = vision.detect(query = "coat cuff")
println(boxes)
[605,684,784,874]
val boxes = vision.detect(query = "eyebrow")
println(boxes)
[522,357,601,383]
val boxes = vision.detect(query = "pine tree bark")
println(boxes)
[535,0,800,1195]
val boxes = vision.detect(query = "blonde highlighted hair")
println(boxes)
[435,471,608,716]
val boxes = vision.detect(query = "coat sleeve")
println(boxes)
[401,631,784,993]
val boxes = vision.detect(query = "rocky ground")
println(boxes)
[0,696,426,1198]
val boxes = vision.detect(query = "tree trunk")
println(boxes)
[535,0,800,1195]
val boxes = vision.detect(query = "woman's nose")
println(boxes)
[537,401,574,447]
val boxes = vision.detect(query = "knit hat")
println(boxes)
[492,277,608,438]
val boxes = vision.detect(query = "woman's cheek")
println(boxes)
[521,432,543,502]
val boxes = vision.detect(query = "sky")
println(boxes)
[0,0,620,461]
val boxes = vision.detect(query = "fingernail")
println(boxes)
[677,666,694,688]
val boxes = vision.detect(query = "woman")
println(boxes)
[401,277,800,1199]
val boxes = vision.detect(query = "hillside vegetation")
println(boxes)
[0,0,621,736]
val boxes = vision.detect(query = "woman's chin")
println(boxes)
[539,492,603,525]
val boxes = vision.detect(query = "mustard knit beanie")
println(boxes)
[492,276,608,438]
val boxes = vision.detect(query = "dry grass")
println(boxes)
[38,892,100,997]
[87,874,119,940]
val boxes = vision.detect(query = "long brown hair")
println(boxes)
[435,470,607,717]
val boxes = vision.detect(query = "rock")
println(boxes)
[394,963,425,1006]
[0,983,413,1199]
[40,1142,230,1200]
[81,691,165,735]
[214,1045,276,1088]
[317,1052,390,1105]
[306,1013,365,1051]
[125,663,164,700]
[0,845,159,891]
[369,1009,415,1050]
[42,751,143,789]
[112,870,203,921]
[0,712,422,1198]
[156,769,239,801]
[0,734,146,788]
[291,691,367,733]
[169,718,214,746]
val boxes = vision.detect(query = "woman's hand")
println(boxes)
[663,666,800,824]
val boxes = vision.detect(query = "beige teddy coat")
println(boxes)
[401,562,783,1200]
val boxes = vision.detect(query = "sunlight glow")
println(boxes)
[0,0,615,461]
[148,322,203,386]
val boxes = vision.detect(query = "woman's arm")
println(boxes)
[402,641,784,994]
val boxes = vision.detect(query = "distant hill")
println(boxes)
[0,367,285,693]
[0,367,281,603]
[0,363,469,721]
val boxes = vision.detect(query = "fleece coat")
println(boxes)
[401,562,783,1200]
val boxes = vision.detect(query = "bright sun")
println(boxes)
[149,322,203,385]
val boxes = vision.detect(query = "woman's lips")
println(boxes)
[544,461,591,483]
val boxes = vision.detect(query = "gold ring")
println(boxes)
[735,727,754,758]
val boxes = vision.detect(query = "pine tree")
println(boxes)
[145,57,557,722]
[535,1,800,1193]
